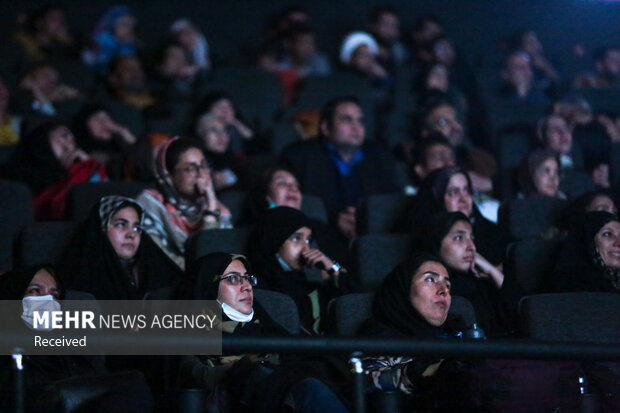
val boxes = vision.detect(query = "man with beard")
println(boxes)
[282,96,403,239]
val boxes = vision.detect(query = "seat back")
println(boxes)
[351,234,414,291]
[559,170,594,199]
[0,180,33,271]
[19,221,79,266]
[254,289,300,335]
[505,239,562,295]
[357,194,412,235]
[328,293,477,336]
[519,293,620,343]
[498,196,569,240]
[66,182,153,222]
[185,227,253,266]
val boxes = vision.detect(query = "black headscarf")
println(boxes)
[0,264,62,300]
[555,211,620,292]
[371,253,453,338]
[0,121,67,193]
[58,196,182,299]
[176,252,252,300]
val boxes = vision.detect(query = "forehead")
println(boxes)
[537,157,558,169]
[111,206,140,221]
[290,226,312,237]
[272,170,296,181]
[178,148,205,164]
[413,261,448,280]
[447,173,468,187]
[427,143,452,154]
[30,269,57,287]
[429,104,456,120]
[334,102,362,118]
[546,116,568,128]
[599,221,620,233]
[224,259,247,274]
[449,220,472,233]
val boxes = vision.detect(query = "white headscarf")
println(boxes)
[339,31,379,64]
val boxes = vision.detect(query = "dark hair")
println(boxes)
[412,15,443,35]
[420,95,458,128]
[319,96,361,131]
[196,91,232,116]
[535,114,567,147]
[423,166,473,207]
[516,149,560,196]
[164,137,205,172]
[425,211,472,256]
[413,133,453,167]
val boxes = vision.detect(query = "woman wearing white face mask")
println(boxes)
[0,264,155,412]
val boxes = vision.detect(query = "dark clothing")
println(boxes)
[573,121,613,172]
[553,211,620,293]
[59,198,182,300]
[281,139,403,223]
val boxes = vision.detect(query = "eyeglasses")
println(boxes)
[175,161,210,176]
[214,272,258,286]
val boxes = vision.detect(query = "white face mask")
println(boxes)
[22,295,61,331]
[220,302,254,323]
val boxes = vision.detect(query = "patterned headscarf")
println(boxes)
[98,195,144,232]
[153,137,207,224]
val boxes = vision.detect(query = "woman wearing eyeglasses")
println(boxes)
[58,196,182,300]
[136,137,232,269]
[174,252,350,413]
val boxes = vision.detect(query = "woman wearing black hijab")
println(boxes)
[425,211,523,337]
[0,265,153,412]
[403,166,509,265]
[250,206,357,334]
[59,195,182,299]
[553,211,620,293]
[358,253,465,409]
[173,252,349,413]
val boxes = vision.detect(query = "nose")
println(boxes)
[436,281,449,296]
[466,238,475,251]
[240,280,252,292]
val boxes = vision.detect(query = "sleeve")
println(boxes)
[362,356,442,394]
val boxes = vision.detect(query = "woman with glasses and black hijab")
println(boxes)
[136,137,232,269]
[58,195,182,300]
[173,252,350,413]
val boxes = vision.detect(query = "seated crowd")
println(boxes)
[0,3,619,412]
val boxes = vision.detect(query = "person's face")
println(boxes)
[587,195,617,215]
[87,110,115,141]
[268,170,302,210]
[106,206,141,261]
[373,12,400,42]
[412,20,443,44]
[114,15,136,42]
[532,157,560,197]
[433,39,455,65]
[110,57,145,90]
[594,221,620,269]
[277,226,312,271]
[160,45,190,77]
[25,269,60,299]
[444,173,473,216]
[504,53,533,88]
[350,45,375,72]
[426,64,449,91]
[600,50,620,77]
[291,33,316,62]
[171,148,210,199]
[409,261,451,326]
[48,125,76,161]
[31,66,59,95]
[200,117,229,153]
[426,104,464,146]
[439,220,476,273]
[209,98,235,124]
[176,27,199,48]
[40,9,67,38]
[545,116,573,155]
[217,260,254,315]
[419,144,455,178]
[321,102,365,149]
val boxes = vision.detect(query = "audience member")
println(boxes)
[512,30,560,85]
[282,96,402,239]
[498,50,550,103]
[554,211,620,293]
[59,196,182,299]
[368,7,409,73]
[169,18,211,71]
[574,46,620,89]
[271,24,330,78]
[409,133,456,192]
[0,121,106,219]
[516,149,566,199]
[16,63,80,117]
[136,137,231,269]
[425,211,523,337]
[152,41,204,101]
[104,55,156,109]
[339,32,389,81]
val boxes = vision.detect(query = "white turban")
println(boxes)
[339,31,379,64]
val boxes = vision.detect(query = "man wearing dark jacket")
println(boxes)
[282,96,403,238]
